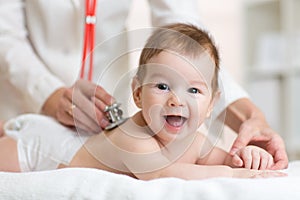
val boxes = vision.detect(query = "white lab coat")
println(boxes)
[0,0,247,120]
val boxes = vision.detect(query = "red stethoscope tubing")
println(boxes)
[80,0,97,81]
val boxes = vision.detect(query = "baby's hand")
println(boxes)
[232,145,274,170]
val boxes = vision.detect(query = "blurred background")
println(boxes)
[126,0,300,160]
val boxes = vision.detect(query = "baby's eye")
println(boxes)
[187,87,200,94]
[156,83,169,91]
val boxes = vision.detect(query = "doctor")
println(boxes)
[0,0,288,169]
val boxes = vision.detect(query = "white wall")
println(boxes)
[127,0,244,85]
[197,0,243,84]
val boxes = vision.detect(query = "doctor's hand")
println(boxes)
[226,98,288,170]
[229,116,288,170]
[41,79,113,133]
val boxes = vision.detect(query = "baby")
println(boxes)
[0,23,285,179]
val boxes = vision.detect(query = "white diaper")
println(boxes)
[4,114,90,172]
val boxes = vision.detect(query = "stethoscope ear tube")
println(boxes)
[80,1,126,130]
[80,0,97,81]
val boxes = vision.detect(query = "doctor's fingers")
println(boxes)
[71,87,109,130]
[94,85,115,106]
[268,136,288,170]
[59,112,98,134]
[74,79,115,106]
[57,95,101,133]
[71,106,103,133]
[91,97,111,129]
[55,92,75,126]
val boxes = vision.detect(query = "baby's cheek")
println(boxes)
[143,104,164,133]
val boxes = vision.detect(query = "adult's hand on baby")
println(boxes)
[230,116,288,170]
[41,79,114,133]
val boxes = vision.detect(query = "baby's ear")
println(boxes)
[206,90,221,118]
[131,76,142,108]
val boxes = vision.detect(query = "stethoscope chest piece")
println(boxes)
[104,102,127,130]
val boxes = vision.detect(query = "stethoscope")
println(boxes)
[81,0,126,130]
[80,0,97,81]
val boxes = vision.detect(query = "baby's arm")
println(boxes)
[120,133,284,180]
[131,160,285,180]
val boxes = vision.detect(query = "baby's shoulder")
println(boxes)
[107,126,160,154]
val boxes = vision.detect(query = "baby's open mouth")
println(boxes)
[164,115,187,127]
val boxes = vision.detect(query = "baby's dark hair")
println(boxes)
[137,23,220,94]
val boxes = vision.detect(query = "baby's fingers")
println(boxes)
[232,154,243,167]
[257,151,274,170]
[251,150,260,170]
[239,148,252,169]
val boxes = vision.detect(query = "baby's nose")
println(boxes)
[167,92,185,107]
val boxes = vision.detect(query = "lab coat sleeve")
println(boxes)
[148,0,249,117]
[214,68,249,118]
[0,1,65,112]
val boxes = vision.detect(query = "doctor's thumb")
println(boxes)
[229,135,251,156]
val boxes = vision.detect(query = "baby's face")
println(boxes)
[137,51,216,145]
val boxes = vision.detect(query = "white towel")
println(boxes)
[0,161,300,200]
